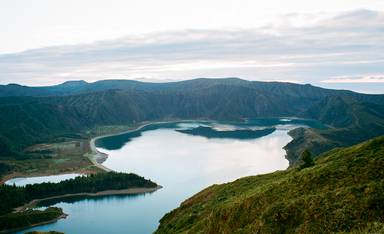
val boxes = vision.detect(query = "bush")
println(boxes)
[299,149,314,169]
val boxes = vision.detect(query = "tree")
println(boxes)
[300,150,314,169]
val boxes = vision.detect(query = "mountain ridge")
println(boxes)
[0,78,383,164]
[1,77,383,98]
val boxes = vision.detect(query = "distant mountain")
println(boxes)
[1,78,383,101]
[155,136,384,233]
[0,78,383,161]
[0,81,87,97]
[0,79,163,97]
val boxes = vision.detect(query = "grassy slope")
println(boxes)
[156,136,384,234]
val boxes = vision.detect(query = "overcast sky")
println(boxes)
[1,0,384,93]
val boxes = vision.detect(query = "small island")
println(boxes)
[0,172,160,233]
[177,126,276,139]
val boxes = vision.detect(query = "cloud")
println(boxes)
[321,75,384,83]
[0,9,384,88]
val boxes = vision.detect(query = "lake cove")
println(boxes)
[20,119,322,234]
[5,174,82,187]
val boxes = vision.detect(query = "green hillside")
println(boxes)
[0,78,383,164]
[286,96,384,164]
[156,136,384,234]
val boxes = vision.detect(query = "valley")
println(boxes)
[1,78,383,175]
[2,2,384,233]
[0,79,383,233]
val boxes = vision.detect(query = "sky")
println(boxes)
[1,0,384,93]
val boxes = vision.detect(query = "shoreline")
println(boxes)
[87,123,153,172]
[2,118,296,184]
[87,119,204,171]
[87,122,155,172]
[14,185,163,212]
[88,119,300,173]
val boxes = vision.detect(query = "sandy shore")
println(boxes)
[88,136,112,172]
[87,122,157,172]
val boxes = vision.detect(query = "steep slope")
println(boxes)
[285,96,384,164]
[0,85,294,157]
[155,136,384,234]
[303,96,384,129]
[0,78,383,161]
[0,90,148,157]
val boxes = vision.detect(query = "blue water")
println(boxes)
[19,120,316,234]
[5,173,82,187]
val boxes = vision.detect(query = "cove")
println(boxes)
[5,173,82,187]
[19,120,319,234]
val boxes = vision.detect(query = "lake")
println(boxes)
[19,120,317,234]
[5,173,82,187]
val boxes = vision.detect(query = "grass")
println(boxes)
[0,124,137,182]
[156,136,384,234]
[0,140,101,182]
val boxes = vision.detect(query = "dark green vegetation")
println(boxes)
[177,126,276,139]
[0,207,64,233]
[0,172,157,216]
[0,162,12,178]
[299,150,314,169]
[1,78,383,165]
[25,231,64,234]
[155,136,384,234]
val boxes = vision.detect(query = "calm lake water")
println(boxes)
[5,174,82,187]
[19,120,319,234]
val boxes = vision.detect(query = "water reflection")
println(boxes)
[37,192,153,208]
[96,118,326,151]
